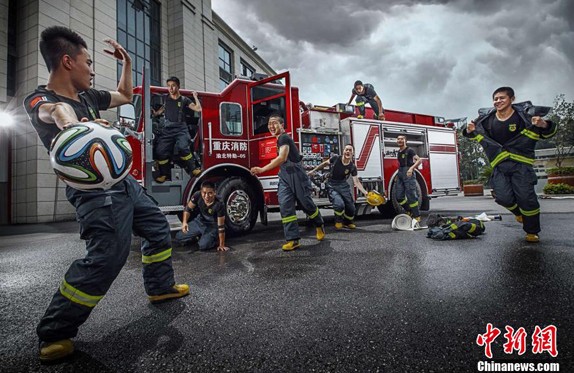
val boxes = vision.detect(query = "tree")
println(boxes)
[548,94,574,169]
[457,131,486,182]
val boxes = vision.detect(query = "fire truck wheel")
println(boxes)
[218,177,258,236]
[378,177,424,218]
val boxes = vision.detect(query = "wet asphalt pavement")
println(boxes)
[1,195,573,372]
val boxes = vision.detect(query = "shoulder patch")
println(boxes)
[29,95,52,109]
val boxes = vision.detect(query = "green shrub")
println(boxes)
[546,167,574,176]
[543,183,574,194]
[463,179,482,185]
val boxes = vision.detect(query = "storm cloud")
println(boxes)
[212,0,574,119]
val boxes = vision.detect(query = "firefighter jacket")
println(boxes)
[462,102,557,168]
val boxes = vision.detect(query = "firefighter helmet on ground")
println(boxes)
[50,122,133,190]
[366,190,386,206]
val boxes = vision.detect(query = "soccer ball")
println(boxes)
[50,122,133,190]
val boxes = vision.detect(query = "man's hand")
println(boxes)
[181,222,189,233]
[531,116,548,128]
[466,121,476,133]
[217,245,229,252]
[103,39,131,63]
[80,117,111,127]
[378,113,386,120]
[251,167,263,175]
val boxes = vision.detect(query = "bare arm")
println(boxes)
[181,200,197,233]
[375,95,385,120]
[407,155,422,177]
[189,92,202,112]
[217,216,229,251]
[308,159,330,175]
[352,176,368,195]
[104,39,133,108]
[251,145,289,175]
[38,102,80,130]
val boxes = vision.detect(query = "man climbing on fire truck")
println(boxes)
[153,76,202,183]
[396,135,422,222]
[347,80,385,120]
[250,114,326,251]
[308,144,369,230]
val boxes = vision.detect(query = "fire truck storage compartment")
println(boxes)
[427,129,460,192]
[299,129,341,171]
[307,111,341,130]
[382,127,428,161]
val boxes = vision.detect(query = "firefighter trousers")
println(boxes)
[174,217,218,250]
[355,96,381,117]
[490,160,540,234]
[327,179,355,223]
[37,176,176,342]
[155,124,197,177]
[278,161,324,241]
[396,167,420,218]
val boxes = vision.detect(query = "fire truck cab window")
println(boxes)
[220,103,242,136]
[252,98,285,135]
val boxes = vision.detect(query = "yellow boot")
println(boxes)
[515,215,523,224]
[335,222,343,230]
[148,284,190,304]
[39,339,74,362]
[344,222,357,229]
[316,226,326,241]
[526,234,539,243]
[282,240,300,251]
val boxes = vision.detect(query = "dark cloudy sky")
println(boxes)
[212,0,574,120]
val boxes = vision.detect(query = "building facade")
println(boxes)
[0,0,275,224]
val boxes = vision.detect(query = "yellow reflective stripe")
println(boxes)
[471,134,484,142]
[506,204,518,211]
[356,102,365,106]
[450,223,458,230]
[334,210,344,216]
[509,153,534,165]
[343,213,354,220]
[142,248,172,264]
[282,215,298,224]
[468,224,477,233]
[308,207,320,219]
[158,159,170,165]
[448,232,456,239]
[521,129,540,141]
[541,124,558,138]
[60,279,103,308]
[520,208,540,217]
[491,151,510,167]
[399,198,408,205]
[180,153,193,161]
[409,201,419,208]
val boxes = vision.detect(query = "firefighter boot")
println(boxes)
[515,215,523,224]
[182,157,202,177]
[148,284,190,304]
[344,222,357,229]
[335,222,343,230]
[39,339,74,363]
[282,240,300,251]
[316,225,326,241]
[526,234,540,243]
[156,160,171,183]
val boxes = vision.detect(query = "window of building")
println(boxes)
[240,59,255,78]
[220,103,242,136]
[218,41,233,90]
[117,0,161,86]
[7,0,17,97]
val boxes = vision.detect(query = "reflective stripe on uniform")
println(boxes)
[409,201,419,208]
[356,101,365,106]
[468,224,477,233]
[343,213,354,220]
[142,248,172,264]
[180,153,193,161]
[308,207,320,219]
[541,124,558,138]
[448,232,456,239]
[59,279,104,308]
[399,198,408,206]
[158,159,170,165]
[509,153,534,165]
[520,207,540,217]
[282,215,298,224]
[471,134,484,143]
[491,151,510,167]
[506,204,518,212]
[334,210,344,216]
[520,129,540,141]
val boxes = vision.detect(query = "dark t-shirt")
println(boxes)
[277,133,303,163]
[329,155,357,181]
[352,83,377,100]
[24,86,111,150]
[190,191,225,223]
[485,111,525,145]
[164,95,193,124]
[398,147,416,167]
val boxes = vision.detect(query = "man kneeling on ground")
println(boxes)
[176,181,229,251]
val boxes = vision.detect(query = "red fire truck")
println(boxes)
[118,71,460,235]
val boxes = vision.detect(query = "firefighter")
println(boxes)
[250,114,326,251]
[347,80,386,120]
[463,87,557,242]
[154,76,202,183]
[24,26,189,363]
[308,144,369,229]
[176,181,229,251]
[395,135,422,221]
